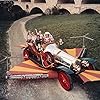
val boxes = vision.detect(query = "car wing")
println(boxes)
[64,48,85,58]
[7,60,58,79]
[79,70,100,83]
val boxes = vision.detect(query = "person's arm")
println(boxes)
[35,29,38,34]
[44,63,55,69]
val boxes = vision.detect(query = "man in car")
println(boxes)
[43,32,54,44]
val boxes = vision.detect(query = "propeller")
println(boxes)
[70,33,94,48]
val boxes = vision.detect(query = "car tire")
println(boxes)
[58,71,73,91]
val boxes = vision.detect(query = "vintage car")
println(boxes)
[7,43,100,91]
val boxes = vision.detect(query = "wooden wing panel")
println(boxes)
[64,48,84,58]
[9,60,49,74]
[8,60,58,79]
[79,70,100,83]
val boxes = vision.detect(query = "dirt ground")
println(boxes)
[7,14,89,100]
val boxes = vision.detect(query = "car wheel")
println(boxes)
[58,71,73,91]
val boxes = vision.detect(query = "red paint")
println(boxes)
[58,71,72,91]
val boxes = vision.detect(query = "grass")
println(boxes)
[0,21,13,80]
[26,14,100,69]
[0,21,13,58]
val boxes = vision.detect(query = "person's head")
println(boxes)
[31,32,34,36]
[59,38,62,42]
[39,31,42,34]
[37,32,40,36]
[42,43,48,49]
[37,35,40,40]
[44,32,50,37]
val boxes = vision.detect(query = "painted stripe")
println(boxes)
[22,60,48,70]
[17,63,48,71]
[22,60,38,67]
[9,66,49,73]
[17,63,39,69]
[80,72,100,81]
[64,48,76,57]
[64,48,83,58]
[85,70,100,74]
[76,48,83,58]
[10,59,48,71]
[79,74,90,83]
[84,71,100,79]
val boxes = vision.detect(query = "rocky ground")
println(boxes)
[6,14,89,100]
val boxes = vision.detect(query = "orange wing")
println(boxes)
[7,60,58,79]
[64,48,85,58]
[79,70,100,83]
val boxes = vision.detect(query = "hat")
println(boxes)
[37,32,40,35]
[39,31,41,34]
[44,32,50,35]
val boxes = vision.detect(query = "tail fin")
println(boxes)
[79,70,100,83]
